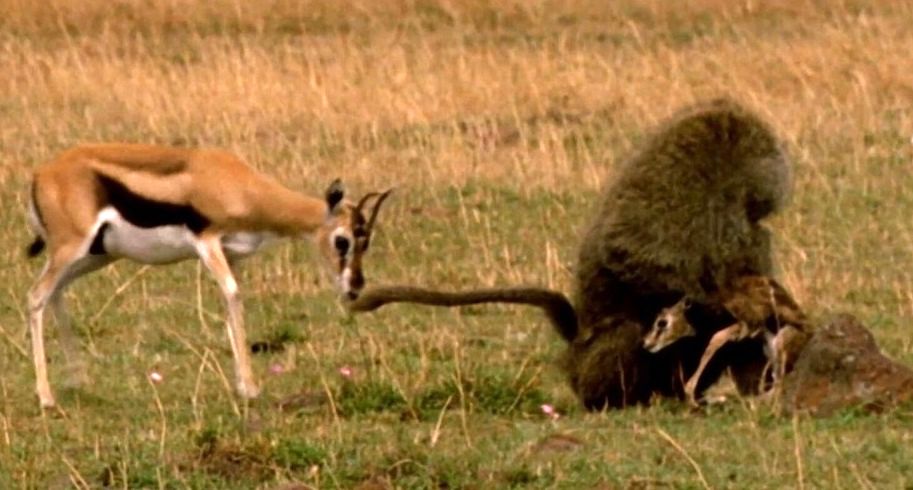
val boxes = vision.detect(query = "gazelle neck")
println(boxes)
[248,185,330,237]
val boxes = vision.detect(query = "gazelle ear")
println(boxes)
[325,179,345,215]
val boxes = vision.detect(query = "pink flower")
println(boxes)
[269,363,285,375]
[338,366,353,379]
[540,404,560,420]
[149,371,163,384]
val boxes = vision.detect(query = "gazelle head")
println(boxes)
[316,179,393,301]
[643,298,697,353]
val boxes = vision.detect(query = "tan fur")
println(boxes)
[26,143,392,408]
[644,275,812,405]
[35,144,330,237]
[642,299,697,353]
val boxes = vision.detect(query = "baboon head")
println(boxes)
[642,298,697,353]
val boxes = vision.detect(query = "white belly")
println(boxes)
[103,218,198,264]
[98,209,276,264]
[221,231,278,260]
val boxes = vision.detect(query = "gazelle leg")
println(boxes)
[50,290,88,388]
[29,267,56,408]
[28,246,83,408]
[50,255,114,388]
[195,235,259,399]
[684,323,742,406]
[769,326,805,385]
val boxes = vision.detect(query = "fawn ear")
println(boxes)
[325,179,345,215]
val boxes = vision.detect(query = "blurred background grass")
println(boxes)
[1,0,912,487]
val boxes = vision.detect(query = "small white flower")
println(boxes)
[149,371,163,384]
[269,363,285,375]
[338,366,353,378]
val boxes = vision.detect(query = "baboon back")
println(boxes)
[575,98,790,326]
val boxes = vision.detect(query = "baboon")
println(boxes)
[350,98,793,410]
[644,275,811,405]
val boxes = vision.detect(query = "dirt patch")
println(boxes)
[532,433,585,454]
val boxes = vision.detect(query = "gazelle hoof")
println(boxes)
[39,395,57,409]
[237,382,261,399]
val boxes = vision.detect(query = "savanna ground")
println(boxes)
[1,0,913,487]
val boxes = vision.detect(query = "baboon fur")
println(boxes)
[350,98,792,410]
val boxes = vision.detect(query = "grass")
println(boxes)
[2,0,913,487]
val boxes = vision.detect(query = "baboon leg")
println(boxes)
[568,318,650,410]
[684,323,742,406]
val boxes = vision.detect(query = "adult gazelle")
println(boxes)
[26,143,392,408]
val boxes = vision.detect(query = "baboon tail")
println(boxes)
[26,236,46,258]
[349,285,578,342]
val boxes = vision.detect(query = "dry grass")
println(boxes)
[2,0,913,487]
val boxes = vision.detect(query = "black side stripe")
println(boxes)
[89,223,109,255]
[95,173,210,233]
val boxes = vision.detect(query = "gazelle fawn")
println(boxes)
[643,275,810,406]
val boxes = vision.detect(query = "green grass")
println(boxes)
[2,0,913,488]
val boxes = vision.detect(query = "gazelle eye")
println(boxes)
[356,236,369,252]
[334,236,350,255]
[657,319,668,330]
[353,227,369,251]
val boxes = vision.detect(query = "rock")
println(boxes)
[780,314,913,416]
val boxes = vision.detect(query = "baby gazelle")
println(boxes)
[643,275,810,406]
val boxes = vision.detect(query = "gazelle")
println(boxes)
[643,275,810,406]
[25,143,392,408]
